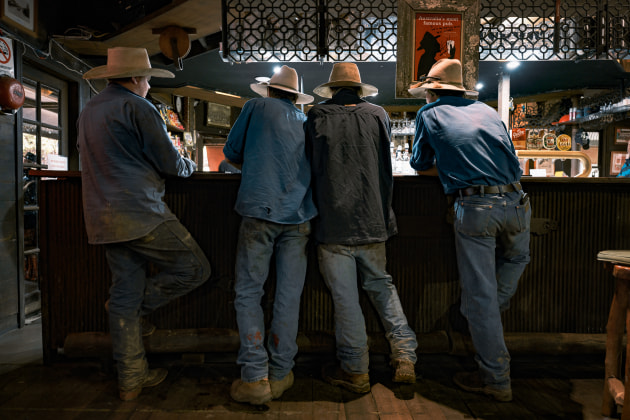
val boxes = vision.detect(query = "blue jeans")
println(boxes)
[234,217,311,382]
[104,220,211,391]
[454,190,531,390]
[317,242,418,375]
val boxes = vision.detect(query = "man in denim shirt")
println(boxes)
[78,47,211,401]
[223,66,317,405]
[409,59,531,402]
[305,63,418,394]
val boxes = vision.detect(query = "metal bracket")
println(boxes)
[530,218,558,236]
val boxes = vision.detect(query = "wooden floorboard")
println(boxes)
[0,352,611,419]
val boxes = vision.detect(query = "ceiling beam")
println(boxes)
[54,0,221,56]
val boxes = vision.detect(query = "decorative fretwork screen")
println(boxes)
[480,0,630,61]
[221,0,630,62]
[221,0,397,62]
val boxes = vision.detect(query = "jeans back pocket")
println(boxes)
[455,201,494,237]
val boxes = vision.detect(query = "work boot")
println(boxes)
[104,299,156,337]
[140,318,156,337]
[453,371,512,402]
[230,378,272,405]
[270,371,294,399]
[119,368,168,401]
[322,363,370,394]
[391,359,416,383]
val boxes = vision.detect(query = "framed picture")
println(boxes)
[206,102,232,128]
[610,151,627,175]
[396,0,479,99]
[615,128,630,145]
[1,0,36,35]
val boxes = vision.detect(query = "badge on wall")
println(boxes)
[556,134,572,151]
[543,133,556,150]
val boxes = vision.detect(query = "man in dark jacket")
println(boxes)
[305,62,418,394]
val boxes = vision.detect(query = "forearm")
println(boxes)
[415,165,439,176]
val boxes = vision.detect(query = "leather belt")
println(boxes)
[458,182,522,197]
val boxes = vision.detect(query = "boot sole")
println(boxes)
[323,375,370,394]
[453,375,512,402]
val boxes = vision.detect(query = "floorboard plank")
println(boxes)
[370,382,412,417]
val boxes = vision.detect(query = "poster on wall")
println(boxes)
[610,151,627,175]
[615,128,630,145]
[413,12,462,81]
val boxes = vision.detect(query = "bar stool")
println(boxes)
[599,250,630,419]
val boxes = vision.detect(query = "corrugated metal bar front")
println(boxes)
[38,175,630,363]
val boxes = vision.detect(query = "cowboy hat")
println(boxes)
[408,58,477,97]
[250,65,314,105]
[313,62,378,98]
[83,47,175,80]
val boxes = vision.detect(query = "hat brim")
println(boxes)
[250,82,314,105]
[408,81,477,98]
[313,81,378,98]
[83,65,175,80]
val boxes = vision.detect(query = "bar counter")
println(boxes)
[35,171,630,363]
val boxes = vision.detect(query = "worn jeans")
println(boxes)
[454,190,531,390]
[234,216,311,382]
[104,220,211,391]
[317,242,418,375]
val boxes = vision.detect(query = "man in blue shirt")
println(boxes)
[223,65,317,405]
[77,47,211,401]
[409,59,531,402]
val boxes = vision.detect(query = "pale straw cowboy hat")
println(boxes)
[83,47,175,80]
[250,65,314,105]
[313,62,378,98]
[408,58,477,97]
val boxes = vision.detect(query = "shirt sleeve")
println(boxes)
[138,103,196,177]
[409,112,436,171]
[223,100,255,164]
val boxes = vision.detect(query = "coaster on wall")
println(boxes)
[543,133,556,150]
[556,134,572,151]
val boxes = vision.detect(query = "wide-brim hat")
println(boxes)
[408,58,477,97]
[313,62,378,98]
[250,65,313,105]
[83,47,175,80]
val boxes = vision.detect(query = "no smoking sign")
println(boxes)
[0,37,15,77]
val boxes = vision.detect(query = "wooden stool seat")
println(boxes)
[599,250,630,419]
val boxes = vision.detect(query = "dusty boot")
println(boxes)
[322,363,370,394]
[119,368,168,401]
[270,371,294,399]
[230,378,272,405]
[453,371,512,402]
[391,359,416,384]
[104,299,155,337]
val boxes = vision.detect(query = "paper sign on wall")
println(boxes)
[0,36,14,77]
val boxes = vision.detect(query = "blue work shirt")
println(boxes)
[410,96,522,194]
[77,82,196,244]
[223,97,317,224]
